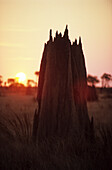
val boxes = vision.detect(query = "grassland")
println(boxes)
[0,88,112,170]
[0,90,112,126]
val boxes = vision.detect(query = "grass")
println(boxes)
[0,110,112,169]
[0,92,112,169]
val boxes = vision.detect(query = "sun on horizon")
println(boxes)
[15,72,26,84]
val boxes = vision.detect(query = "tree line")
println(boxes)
[0,72,112,88]
[0,71,39,87]
[87,73,112,88]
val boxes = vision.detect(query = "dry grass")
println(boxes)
[0,91,112,170]
[0,92,112,126]
[87,93,112,127]
[0,93,37,117]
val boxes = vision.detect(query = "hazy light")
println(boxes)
[15,72,26,84]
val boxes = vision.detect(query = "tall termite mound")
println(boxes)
[33,26,91,141]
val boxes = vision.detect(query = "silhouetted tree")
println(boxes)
[87,75,99,87]
[4,82,7,87]
[27,79,35,87]
[101,73,112,88]
[35,71,39,76]
[9,82,24,88]
[7,78,15,86]
[87,75,99,101]
[34,71,39,87]
[0,75,3,87]
[26,79,35,95]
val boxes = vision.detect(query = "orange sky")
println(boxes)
[0,0,112,86]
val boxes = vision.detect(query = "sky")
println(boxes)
[0,0,112,86]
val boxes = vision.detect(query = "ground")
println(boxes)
[0,88,112,127]
[87,93,112,126]
[0,88,112,170]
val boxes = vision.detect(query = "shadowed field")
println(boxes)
[0,90,112,170]
[87,93,112,126]
[0,91,112,126]
[0,93,37,116]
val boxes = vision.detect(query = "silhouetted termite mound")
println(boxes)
[33,26,92,142]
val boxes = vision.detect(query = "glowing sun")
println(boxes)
[15,72,26,83]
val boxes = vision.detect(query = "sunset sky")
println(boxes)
[0,0,112,86]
